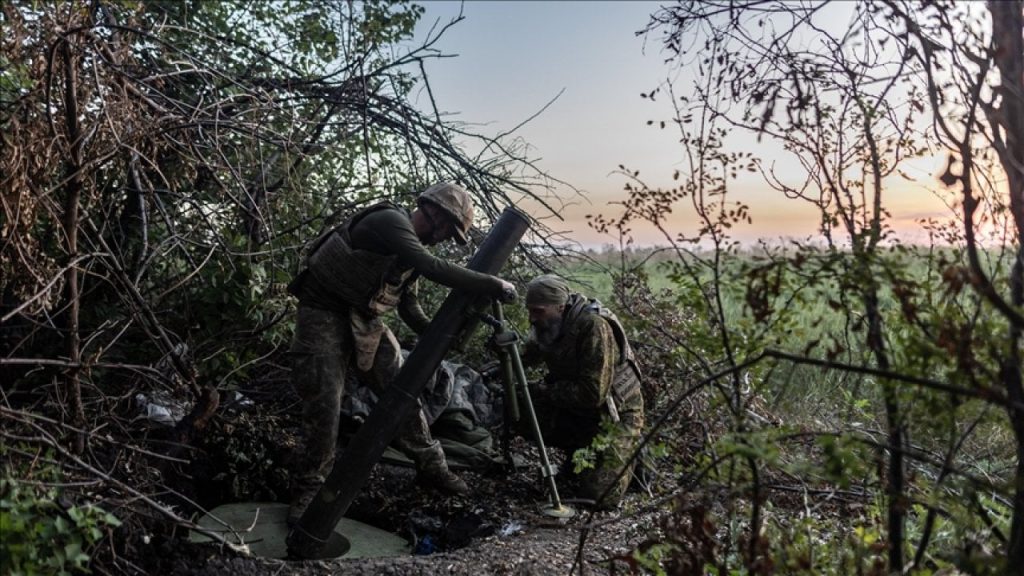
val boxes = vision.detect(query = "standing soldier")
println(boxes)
[286,182,516,526]
[520,274,644,510]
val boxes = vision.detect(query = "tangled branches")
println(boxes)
[1,1,565,569]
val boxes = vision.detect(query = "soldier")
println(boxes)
[286,182,516,526]
[520,274,644,510]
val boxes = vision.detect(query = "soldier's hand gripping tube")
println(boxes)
[500,286,518,303]
[287,207,530,560]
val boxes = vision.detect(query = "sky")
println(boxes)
[407,1,951,248]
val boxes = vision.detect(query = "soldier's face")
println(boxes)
[528,304,564,346]
[425,205,456,245]
[413,205,454,246]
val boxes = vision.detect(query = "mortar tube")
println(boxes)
[287,207,530,559]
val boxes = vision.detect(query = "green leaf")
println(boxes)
[53,515,70,534]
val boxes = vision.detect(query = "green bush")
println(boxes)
[0,472,121,576]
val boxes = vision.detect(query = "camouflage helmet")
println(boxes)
[418,182,474,245]
[526,274,571,306]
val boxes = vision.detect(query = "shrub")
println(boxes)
[1,462,121,576]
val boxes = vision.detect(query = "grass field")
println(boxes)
[551,245,1019,568]
[553,245,1017,467]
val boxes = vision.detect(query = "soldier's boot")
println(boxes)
[394,409,468,495]
[417,467,469,495]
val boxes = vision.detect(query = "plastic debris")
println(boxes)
[407,511,443,555]
[134,392,188,426]
[413,534,436,555]
[223,390,255,412]
[499,521,523,537]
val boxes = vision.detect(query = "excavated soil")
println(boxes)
[156,441,668,576]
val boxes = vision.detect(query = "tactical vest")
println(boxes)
[542,295,643,415]
[304,202,416,316]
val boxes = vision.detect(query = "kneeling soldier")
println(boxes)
[520,274,645,510]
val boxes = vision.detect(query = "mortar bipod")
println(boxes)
[483,301,575,520]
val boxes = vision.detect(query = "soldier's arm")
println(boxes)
[397,278,431,334]
[363,209,505,296]
[570,315,616,409]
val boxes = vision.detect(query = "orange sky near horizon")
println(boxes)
[517,154,957,248]
[413,2,973,250]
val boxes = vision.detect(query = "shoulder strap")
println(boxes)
[581,299,624,363]
[303,201,400,267]
[587,298,642,381]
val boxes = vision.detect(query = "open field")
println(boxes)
[556,244,1018,464]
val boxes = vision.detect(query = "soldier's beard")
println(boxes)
[530,316,563,349]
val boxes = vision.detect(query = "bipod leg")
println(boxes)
[491,303,520,470]
[485,304,518,470]
[490,302,574,519]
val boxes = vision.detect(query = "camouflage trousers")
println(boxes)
[526,399,644,509]
[290,304,449,491]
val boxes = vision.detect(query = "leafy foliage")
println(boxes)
[1,454,121,576]
[578,1,1024,573]
[1,1,560,571]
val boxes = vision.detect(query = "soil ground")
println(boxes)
[159,440,667,576]
[134,367,675,576]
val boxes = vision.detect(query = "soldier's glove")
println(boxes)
[497,280,517,303]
